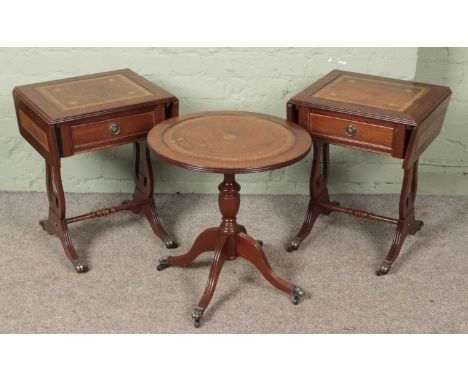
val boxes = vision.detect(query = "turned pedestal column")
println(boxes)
[158,174,304,327]
[147,111,311,327]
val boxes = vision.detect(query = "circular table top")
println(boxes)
[147,111,311,174]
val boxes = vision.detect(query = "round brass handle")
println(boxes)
[345,124,356,137]
[109,123,121,135]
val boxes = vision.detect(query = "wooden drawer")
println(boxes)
[71,111,154,153]
[309,112,397,155]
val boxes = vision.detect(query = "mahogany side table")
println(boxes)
[147,111,311,327]
[13,69,179,273]
[286,70,451,275]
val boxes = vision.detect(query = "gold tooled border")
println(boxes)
[37,74,153,111]
[162,115,296,162]
[313,75,430,112]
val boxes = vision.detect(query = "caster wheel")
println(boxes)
[157,256,172,271]
[376,260,392,276]
[257,240,263,247]
[291,286,305,305]
[72,260,89,273]
[286,237,301,252]
[191,307,204,328]
[163,238,178,249]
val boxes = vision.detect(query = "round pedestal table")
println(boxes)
[147,111,311,327]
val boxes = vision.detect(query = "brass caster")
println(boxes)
[72,259,89,273]
[191,307,204,328]
[376,260,392,276]
[286,236,301,252]
[291,286,305,305]
[163,238,178,249]
[157,256,172,271]
[257,240,263,247]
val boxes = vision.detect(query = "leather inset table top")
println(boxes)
[289,70,452,125]
[313,75,430,112]
[13,69,176,124]
[37,74,153,111]
[147,111,312,174]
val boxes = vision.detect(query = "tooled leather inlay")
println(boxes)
[37,74,153,111]
[312,75,430,112]
[162,115,296,162]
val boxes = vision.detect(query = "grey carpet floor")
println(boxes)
[0,191,467,333]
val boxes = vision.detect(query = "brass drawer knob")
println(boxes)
[109,123,121,135]
[345,124,356,137]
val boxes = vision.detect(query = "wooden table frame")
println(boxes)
[13,69,179,273]
[148,111,311,327]
[285,134,423,276]
[285,70,451,275]
[158,173,305,327]
[39,140,177,273]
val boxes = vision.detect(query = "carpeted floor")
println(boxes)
[0,191,467,333]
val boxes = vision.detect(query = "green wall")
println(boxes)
[0,48,466,195]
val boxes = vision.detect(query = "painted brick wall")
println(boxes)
[0,47,466,195]
[414,48,468,194]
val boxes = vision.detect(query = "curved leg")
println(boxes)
[377,161,423,275]
[192,236,228,328]
[238,224,263,247]
[287,142,336,252]
[40,162,88,273]
[40,213,88,273]
[158,227,219,270]
[287,200,322,251]
[236,233,304,303]
[376,221,407,276]
[130,141,177,249]
[164,173,306,328]
[141,202,177,248]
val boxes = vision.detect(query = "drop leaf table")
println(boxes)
[13,69,179,273]
[286,70,451,275]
